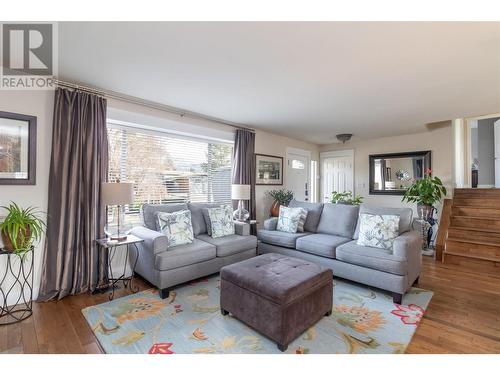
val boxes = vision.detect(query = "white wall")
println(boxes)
[254,131,319,224]
[319,126,453,216]
[0,90,54,304]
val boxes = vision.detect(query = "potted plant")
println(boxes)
[266,189,294,217]
[331,191,363,205]
[0,202,46,255]
[402,169,447,219]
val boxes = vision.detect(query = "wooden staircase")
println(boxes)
[439,188,500,275]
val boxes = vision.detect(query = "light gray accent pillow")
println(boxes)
[276,206,305,233]
[288,199,324,233]
[317,203,360,238]
[356,213,400,250]
[157,210,194,248]
[354,205,413,239]
[206,205,235,238]
[141,203,188,231]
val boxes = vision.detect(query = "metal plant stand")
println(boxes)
[0,246,34,325]
[96,235,143,300]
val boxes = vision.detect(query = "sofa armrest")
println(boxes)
[234,221,250,236]
[129,226,168,254]
[393,230,421,259]
[263,217,278,231]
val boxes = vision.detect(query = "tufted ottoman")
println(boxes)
[220,253,333,352]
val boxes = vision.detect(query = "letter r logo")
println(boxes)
[2,24,53,76]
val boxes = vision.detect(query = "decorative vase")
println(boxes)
[1,226,31,252]
[270,201,281,217]
[417,204,435,221]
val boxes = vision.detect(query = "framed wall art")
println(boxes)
[0,111,37,185]
[255,153,283,185]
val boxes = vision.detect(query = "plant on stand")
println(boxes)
[0,202,46,255]
[402,169,447,219]
[266,189,294,217]
[331,191,363,205]
[402,169,447,254]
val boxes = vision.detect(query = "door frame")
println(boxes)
[320,149,355,202]
[286,147,312,202]
[464,113,500,188]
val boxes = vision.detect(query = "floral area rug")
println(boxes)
[82,276,432,354]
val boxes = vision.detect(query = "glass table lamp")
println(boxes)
[232,184,250,222]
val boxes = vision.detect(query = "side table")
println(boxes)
[0,246,34,325]
[96,235,143,300]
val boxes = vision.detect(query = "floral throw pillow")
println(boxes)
[207,205,235,238]
[357,213,400,250]
[276,206,306,234]
[157,210,194,247]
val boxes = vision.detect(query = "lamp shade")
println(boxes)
[102,182,134,205]
[231,184,250,200]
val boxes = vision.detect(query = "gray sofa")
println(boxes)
[257,200,421,303]
[130,202,258,299]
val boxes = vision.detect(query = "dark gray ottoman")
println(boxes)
[220,253,333,352]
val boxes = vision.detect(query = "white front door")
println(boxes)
[287,153,310,201]
[321,152,354,203]
[495,119,500,187]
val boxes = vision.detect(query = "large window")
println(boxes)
[107,122,233,226]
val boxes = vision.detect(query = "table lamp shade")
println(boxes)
[232,184,250,200]
[102,182,134,205]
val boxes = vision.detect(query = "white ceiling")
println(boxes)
[58,22,500,144]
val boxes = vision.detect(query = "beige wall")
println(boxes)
[0,90,54,304]
[319,126,453,214]
[255,130,319,224]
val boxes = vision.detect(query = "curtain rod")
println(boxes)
[54,79,255,133]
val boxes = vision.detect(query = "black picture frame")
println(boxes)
[0,111,37,185]
[255,153,283,186]
[369,151,431,195]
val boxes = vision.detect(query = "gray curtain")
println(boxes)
[38,88,108,301]
[232,129,256,231]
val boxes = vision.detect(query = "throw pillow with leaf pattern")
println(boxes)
[357,213,400,250]
[276,206,307,234]
[157,210,194,247]
[207,205,235,238]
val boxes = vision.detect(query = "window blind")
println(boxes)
[107,123,233,226]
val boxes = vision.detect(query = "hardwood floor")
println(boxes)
[1,256,499,354]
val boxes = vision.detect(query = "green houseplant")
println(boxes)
[266,189,294,217]
[331,191,363,206]
[402,169,447,219]
[0,202,46,254]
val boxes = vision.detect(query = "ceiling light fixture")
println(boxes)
[336,133,353,143]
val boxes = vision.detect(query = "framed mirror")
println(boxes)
[369,151,431,195]
[0,111,37,185]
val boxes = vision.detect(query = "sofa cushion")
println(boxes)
[357,213,400,250]
[188,202,222,236]
[155,239,216,271]
[288,199,324,233]
[141,203,188,231]
[257,229,312,248]
[197,234,257,257]
[336,240,407,275]
[316,203,359,238]
[296,233,351,259]
[354,205,413,239]
[276,206,306,233]
[157,210,194,248]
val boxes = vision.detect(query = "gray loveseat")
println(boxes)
[257,200,421,303]
[130,202,258,299]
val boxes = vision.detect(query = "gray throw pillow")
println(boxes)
[157,210,194,248]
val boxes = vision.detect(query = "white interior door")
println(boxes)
[321,154,354,202]
[287,153,310,201]
[495,120,500,187]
